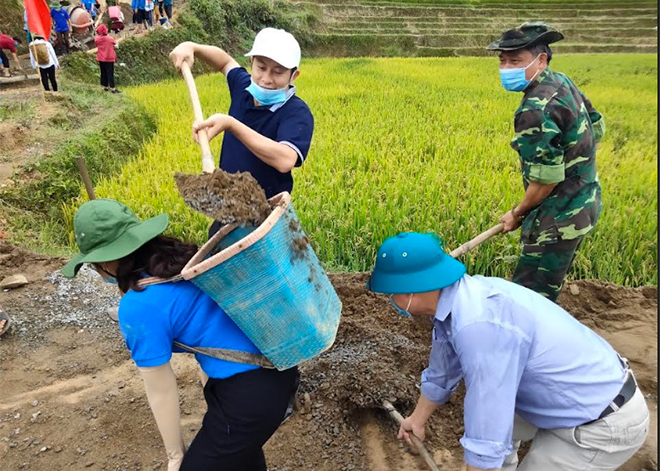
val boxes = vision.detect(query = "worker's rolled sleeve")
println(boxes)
[592,116,606,144]
[462,438,512,469]
[515,109,566,185]
[420,326,462,404]
[454,320,531,469]
[525,162,565,185]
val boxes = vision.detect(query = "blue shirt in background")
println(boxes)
[50,8,70,32]
[422,274,626,469]
[119,280,261,379]
[220,67,314,198]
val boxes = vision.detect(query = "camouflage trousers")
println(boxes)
[512,237,584,303]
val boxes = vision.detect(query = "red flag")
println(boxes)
[24,0,52,40]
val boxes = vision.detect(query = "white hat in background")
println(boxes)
[245,28,301,69]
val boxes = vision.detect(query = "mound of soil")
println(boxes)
[0,247,657,471]
[174,169,271,227]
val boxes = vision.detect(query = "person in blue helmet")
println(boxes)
[367,232,648,471]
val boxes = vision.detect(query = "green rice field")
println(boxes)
[66,54,658,285]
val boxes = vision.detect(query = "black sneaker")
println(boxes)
[111,89,122,94]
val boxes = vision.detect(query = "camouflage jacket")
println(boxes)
[511,69,605,245]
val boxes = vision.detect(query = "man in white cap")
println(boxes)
[170,28,314,237]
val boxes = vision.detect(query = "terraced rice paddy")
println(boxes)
[299,1,658,56]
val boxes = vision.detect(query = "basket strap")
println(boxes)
[137,274,183,288]
[173,341,275,369]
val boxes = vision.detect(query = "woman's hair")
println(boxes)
[115,235,198,293]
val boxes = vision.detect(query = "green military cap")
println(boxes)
[487,22,564,51]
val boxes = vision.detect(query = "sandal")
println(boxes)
[0,309,13,337]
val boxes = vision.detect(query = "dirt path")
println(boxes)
[0,245,657,470]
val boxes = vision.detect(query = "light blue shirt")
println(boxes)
[421,274,625,469]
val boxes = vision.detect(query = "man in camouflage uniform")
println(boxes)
[488,23,606,302]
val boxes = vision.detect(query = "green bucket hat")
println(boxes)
[61,199,169,278]
[51,2,62,8]
[487,22,564,51]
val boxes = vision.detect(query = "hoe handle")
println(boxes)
[181,62,215,174]
[382,401,442,471]
[449,223,504,258]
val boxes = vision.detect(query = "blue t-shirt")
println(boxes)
[50,8,70,32]
[220,67,314,198]
[118,280,261,379]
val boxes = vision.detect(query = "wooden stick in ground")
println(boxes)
[382,401,441,471]
[449,223,504,258]
[180,61,215,174]
[75,156,96,200]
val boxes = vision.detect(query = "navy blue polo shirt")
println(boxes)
[220,67,314,198]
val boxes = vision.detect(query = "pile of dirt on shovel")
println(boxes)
[174,169,272,226]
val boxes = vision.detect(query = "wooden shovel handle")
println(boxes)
[449,223,504,258]
[382,401,442,471]
[180,62,215,174]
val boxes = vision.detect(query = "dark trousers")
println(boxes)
[142,9,153,26]
[56,31,69,53]
[164,3,172,18]
[180,367,299,471]
[0,50,9,68]
[39,65,58,91]
[99,61,115,88]
[512,237,584,303]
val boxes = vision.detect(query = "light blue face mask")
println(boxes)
[389,294,413,317]
[93,263,118,285]
[246,80,288,106]
[499,54,542,92]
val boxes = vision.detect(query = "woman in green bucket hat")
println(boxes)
[63,199,299,471]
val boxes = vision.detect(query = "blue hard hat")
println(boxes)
[367,232,466,294]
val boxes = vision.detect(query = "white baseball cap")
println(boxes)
[245,28,301,69]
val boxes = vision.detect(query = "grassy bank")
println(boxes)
[0,81,156,254]
[58,55,657,286]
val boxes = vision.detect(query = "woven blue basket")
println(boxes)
[181,193,342,370]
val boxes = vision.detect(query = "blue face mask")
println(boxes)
[246,80,288,106]
[93,263,118,285]
[389,294,413,317]
[499,54,542,92]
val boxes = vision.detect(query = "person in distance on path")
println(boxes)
[0,34,24,77]
[489,23,605,302]
[169,28,314,239]
[368,232,649,471]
